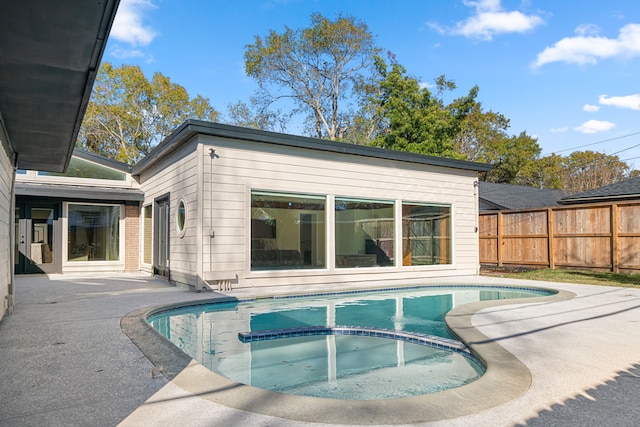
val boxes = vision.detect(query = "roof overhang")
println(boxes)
[0,0,120,172]
[15,182,144,203]
[133,120,493,177]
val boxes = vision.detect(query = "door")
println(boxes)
[15,202,61,274]
[154,195,170,278]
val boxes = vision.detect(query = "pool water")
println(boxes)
[149,286,551,400]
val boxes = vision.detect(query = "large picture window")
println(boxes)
[402,203,451,266]
[67,204,121,262]
[335,198,395,268]
[251,191,326,270]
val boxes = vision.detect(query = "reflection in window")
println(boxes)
[402,204,451,265]
[142,205,152,264]
[177,199,186,236]
[251,191,326,270]
[39,157,126,181]
[335,198,394,268]
[68,204,121,262]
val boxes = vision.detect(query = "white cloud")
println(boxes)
[599,94,640,110]
[574,120,616,134]
[533,23,640,68]
[110,47,155,64]
[583,104,600,112]
[575,24,601,36]
[429,0,544,41]
[550,126,568,133]
[110,47,145,59]
[110,0,158,46]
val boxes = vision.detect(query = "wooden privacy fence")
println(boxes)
[479,201,640,273]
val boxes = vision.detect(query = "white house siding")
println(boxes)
[0,143,14,319]
[198,134,481,289]
[138,139,202,288]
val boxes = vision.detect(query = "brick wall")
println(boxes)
[125,203,140,272]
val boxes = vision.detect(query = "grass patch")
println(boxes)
[481,267,640,288]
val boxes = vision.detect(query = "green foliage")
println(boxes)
[453,103,510,161]
[527,154,565,189]
[78,62,219,163]
[483,131,541,184]
[558,150,629,193]
[368,56,476,159]
[511,150,631,192]
[225,99,288,132]
[244,13,379,140]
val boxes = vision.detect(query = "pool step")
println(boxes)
[238,325,471,356]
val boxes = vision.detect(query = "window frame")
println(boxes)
[250,190,327,271]
[401,202,452,266]
[36,156,128,182]
[176,198,187,238]
[63,202,125,265]
[334,197,396,268]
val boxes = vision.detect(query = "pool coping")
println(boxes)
[121,285,576,425]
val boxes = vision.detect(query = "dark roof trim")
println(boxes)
[63,2,119,173]
[558,176,640,205]
[73,148,133,173]
[559,193,640,205]
[133,120,492,176]
[15,182,144,202]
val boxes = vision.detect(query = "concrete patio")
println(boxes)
[0,273,638,426]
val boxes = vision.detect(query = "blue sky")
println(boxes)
[105,0,640,168]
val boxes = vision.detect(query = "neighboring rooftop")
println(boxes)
[479,182,569,211]
[559,176,640,205]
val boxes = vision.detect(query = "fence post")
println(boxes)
[547,208,555,269]
[612,204,619,273]
[497,211,503,267]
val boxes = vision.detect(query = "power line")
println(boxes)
[542,131,640,155]
[610,142,640,156]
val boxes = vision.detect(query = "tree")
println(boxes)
[369,56,477,159]
[224,98,288,133]
[453,103,510,162]
[527,153,566,189]
[244,13,379,140]
[560,151,630,193]
[78,62,219,163]
[481,131,541,184]
[513,151,632,192]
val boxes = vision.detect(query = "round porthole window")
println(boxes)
[177,199,187,238]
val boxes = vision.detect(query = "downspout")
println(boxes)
[7,156,17,315]
[208,147,215,276]
[473,179,480,275]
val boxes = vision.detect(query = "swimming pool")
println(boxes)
[148,285,553,400]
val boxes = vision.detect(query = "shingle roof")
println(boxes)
[559,176,640,204]
[479,182,568,211]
